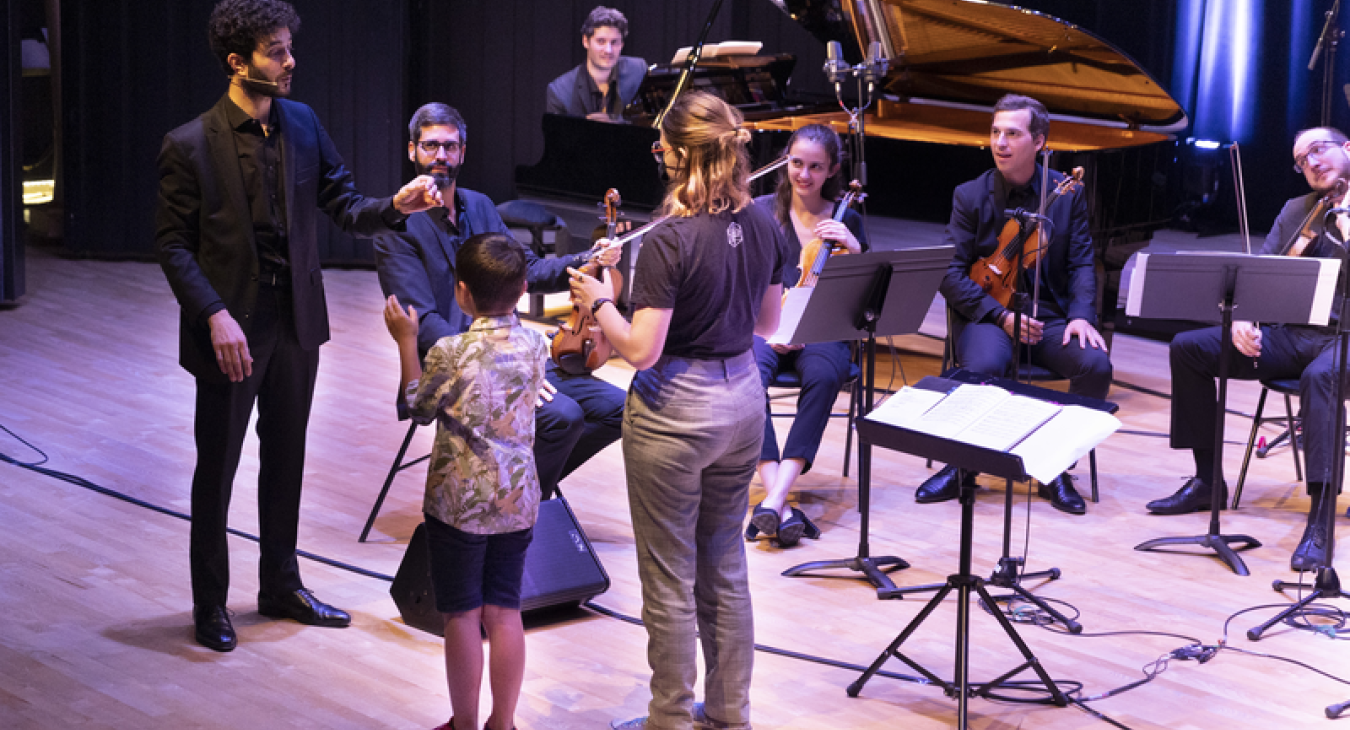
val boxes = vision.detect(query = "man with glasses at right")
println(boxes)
[1149,127,1350,571]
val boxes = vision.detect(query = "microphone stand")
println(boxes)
[652,0,724,130]
[981,159,1080,633]
[1310,0,1343,126]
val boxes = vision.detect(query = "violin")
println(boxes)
[795,181,864,289]
[1278,178,1349,256]
[550,189,625,375]
[967,167,1084,309]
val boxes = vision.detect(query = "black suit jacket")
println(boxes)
[545,57,647,117]
[374,189,586,359]
[156,95,399,383]
[938,166,1096,328]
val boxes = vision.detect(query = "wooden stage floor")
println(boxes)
[2,243,1348,729]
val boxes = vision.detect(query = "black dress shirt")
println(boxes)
[223,97,289,276]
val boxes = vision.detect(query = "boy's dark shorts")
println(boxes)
[424,513,534,614]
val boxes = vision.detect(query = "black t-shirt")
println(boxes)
[629,204,788,359]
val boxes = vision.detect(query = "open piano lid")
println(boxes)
[775,0,1187,135]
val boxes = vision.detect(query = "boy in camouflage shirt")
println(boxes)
[384,232,546,730]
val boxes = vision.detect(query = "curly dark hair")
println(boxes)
[208,0,300,76]
[582,6,627,38]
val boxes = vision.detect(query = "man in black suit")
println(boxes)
[917,94,1112,515]
[545,6,647,121]
[156,0,442,652]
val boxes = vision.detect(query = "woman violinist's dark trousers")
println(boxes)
[534,362,626,500]
[956,317,1112,401]
[753,337,850,472]
[190,282,313,609]
[1171,324,1345,490]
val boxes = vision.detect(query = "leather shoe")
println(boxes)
[193,605,236,652]
[1291,523,1329,571]
[1146,477,1227,515]
[916,465,976,504]
[258,588,351,627]
[1037,473,1086,515]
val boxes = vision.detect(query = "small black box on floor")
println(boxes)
[390,496,610,635]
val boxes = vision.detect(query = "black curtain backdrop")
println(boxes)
[1,0,23,303]
[56,0,1329,264]
[59,0,406,263]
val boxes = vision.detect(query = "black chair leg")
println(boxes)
[1233,387,1270,510]
[1282,393,1303,484]
[359,421,428,542]
[1089,449,1099,503]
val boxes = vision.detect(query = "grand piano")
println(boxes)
[515,0,1188,326]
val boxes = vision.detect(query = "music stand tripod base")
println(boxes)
[847,476,1068,728]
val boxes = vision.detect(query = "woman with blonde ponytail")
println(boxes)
[570,90,787,730]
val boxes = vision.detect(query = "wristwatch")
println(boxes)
[591,297,613,316]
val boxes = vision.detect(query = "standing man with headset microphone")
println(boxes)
[156,0,443,652]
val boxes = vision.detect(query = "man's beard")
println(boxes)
[417,161,460,189]
[242,63,291,98]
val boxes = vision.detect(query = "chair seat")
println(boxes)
[1261,378,1301,395]
[768,362,861,390]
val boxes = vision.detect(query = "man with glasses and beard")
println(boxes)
[1149,126,1350,572]
[375,103,626,503]
[156,0,444,652]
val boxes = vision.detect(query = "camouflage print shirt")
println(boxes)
[404,314,547,534]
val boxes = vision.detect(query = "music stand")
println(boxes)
[1126,251,1340,575]
[905,369,1117,633]
[847,375,1088,728]
[773,246,952,595]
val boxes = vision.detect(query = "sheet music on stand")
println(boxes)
[767,247,952,346]
[867,382,1120,483]
[1125,251,1341,324]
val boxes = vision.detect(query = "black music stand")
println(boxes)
[898,369,1118,633]
[848,376,1086,728]
[1127,252,1340,575]
[774,246,952,595]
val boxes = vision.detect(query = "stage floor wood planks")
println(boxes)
[1,240,1348,729]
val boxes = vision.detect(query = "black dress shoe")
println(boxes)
[194,605,237,652]
[258,588,351,627]
[1037,473,1086,515]
[1291,523,1329,571]
[916,465,976,504]
[1146,477,1227,515]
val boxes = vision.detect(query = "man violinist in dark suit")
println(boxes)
[1149,126,1350,572]
[916,94,1112,515]
[156,0,443,652]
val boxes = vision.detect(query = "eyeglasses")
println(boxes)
[1294,140,1340,173]
[651,141,668,164]
[418,140,462,155]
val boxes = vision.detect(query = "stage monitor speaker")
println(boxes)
[390,496,610,635]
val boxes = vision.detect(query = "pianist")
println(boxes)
[544,6,646,122]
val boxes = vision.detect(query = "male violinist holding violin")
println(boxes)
[917,94,1112,515]
[374,103,626,501]
[1150,126,1350,571]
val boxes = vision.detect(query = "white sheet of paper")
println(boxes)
[766,287,812,345]
[956,395,1060,452]
[1010,405,1121,483]
[910,384,1010,439]
[866,386,948,429]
